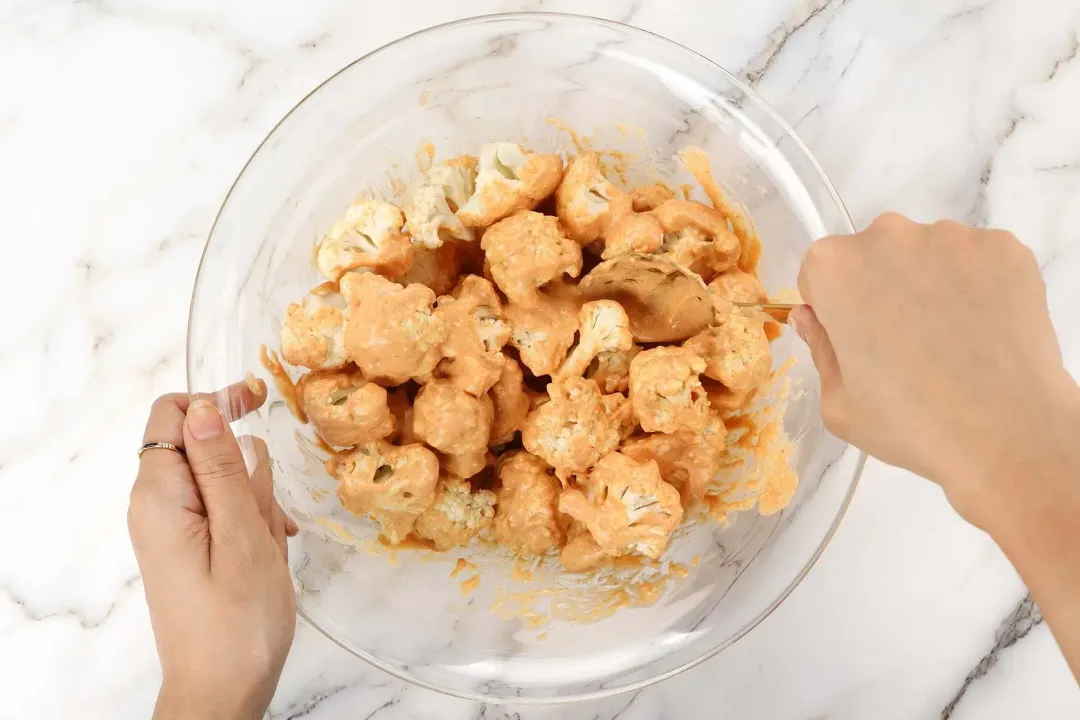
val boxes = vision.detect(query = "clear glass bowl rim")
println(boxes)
[186,11,866,705]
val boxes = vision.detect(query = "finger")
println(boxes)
[183,399,267,559]
[788,305,847,433]
[241,435,275,529]
[285,514,299,537]
[191,376,268,423]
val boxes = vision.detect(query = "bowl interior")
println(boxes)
[188,14,861,703]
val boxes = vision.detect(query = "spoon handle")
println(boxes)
[731,301,796,324]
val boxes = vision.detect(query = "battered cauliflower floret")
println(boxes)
[458,143,563,228]
[403,156,477,249]
[504,289,581,377]
[555,151,633,245]
[558,451,683,559]
[433,276,512,396]
[341,272,448,385]
[298,368,395,447]
[280,283,349,370]
[628,183,676,212]
[398,243,462,296]
[602,212,663,259]
[682,315,771,393]
[489,354,530,440]
[620,421,727,507]
[553,300,633,384]
[652,200,740,281]
[317,199,415,282]
[413,475,496,551]
[492,451,565,555]
[707,270,768,320]
[628,347,710,434]
[333,439,439,544]
[412,378,493,457]
[585,344,641,394]
[520,377,625,481]
[481,211,582,309]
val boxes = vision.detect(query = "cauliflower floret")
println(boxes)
[413,475,496,551]
[458,143,563,228]
[432,276,512,397]
[317,199,415,282]
[298,368,395,447]
[403,156,477,249]
[481,211,582,309]
[520,377,625,481]
[332,439,439,544]
[341,272,448,385]
[552,300,633,384]
[558,451,683,559]
[620,421,727,507]
[628,347,710,434]
[652,199,740,281]
[560,522,608,572]
[492,451,565,555]
[628,183,676,212]
[398,242,462,296]
[280,283,349,370]
[504,289,581,377]
[489,354,530,440]
[707,270,768,320]
[683,314,771,393]
[413,378,493,458]
[602,213,663,259]
[603,391,637,441]
[555,151,633,245]
[585,344,641,394]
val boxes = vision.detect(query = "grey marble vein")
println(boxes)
[940,593,1045,719]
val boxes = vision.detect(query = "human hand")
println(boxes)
[129,382,299,720]
[792,213,1079,527]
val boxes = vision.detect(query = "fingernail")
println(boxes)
[187,399,224,440]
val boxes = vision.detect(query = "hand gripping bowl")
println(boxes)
[188,13,864,704]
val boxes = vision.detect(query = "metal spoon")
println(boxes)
[730,301,796,324]
[579,254,714,342]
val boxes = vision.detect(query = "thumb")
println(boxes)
[183,398,266,553]
[788,305,847,431]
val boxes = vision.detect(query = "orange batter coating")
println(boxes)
[627,182,676,212]
[432,275,511,397]
[332,439,439,544]
[652,199,741,281]
[341,272,448,385]
[708,270,768,320]
[504,285,582,378]
[492,451,566,555]
[558,451,683,559]
[585,344,641,394]
[298,368,395,447]
[620,419,727,507]
[628,346,710,434]
[602,213,664,259]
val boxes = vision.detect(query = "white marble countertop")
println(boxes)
[3,0,1079,717]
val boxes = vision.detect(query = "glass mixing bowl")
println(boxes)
[188,13,864,704]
